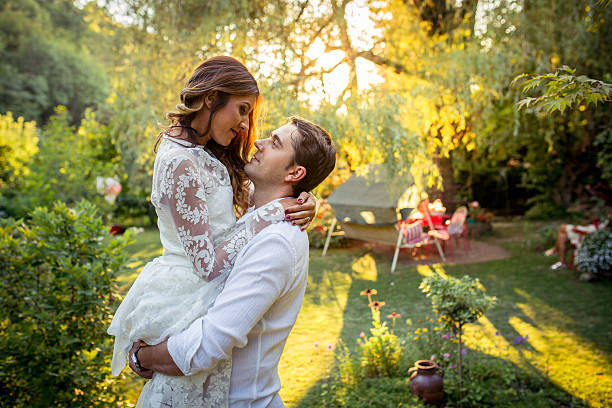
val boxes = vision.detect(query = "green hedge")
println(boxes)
[0,201,131,407]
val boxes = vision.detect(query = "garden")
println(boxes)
[116,222,612,407]
[1,1,611,407]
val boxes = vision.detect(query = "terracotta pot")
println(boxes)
[409,359,444,404]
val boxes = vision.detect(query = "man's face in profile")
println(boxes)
[245,123,298,185]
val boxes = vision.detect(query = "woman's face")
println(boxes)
[208,94,257,147]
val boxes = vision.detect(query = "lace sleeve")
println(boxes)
[159,153,285,281]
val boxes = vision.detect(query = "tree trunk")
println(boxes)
[432,151,458,206]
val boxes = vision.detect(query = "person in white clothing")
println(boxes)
[129,116,337,407]
[107,56,317,407]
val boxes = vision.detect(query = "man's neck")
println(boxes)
[252,183,293,209]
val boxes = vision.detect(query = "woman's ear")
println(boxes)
[204,92,217,109]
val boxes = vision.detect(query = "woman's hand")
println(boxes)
[281,192,318,231]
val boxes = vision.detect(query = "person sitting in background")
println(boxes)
[547,219,609,270]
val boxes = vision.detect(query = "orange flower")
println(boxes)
[387,312,401,319]
[360,289,378,296]
[369,301,386,310]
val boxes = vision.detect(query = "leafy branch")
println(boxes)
[512,66,612,113]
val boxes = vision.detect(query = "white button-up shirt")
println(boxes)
[167,218,309,408]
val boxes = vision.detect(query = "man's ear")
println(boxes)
[285,165,306,183]
[204,92,217,109]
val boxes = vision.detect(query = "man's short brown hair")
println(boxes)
[287,116,336,197]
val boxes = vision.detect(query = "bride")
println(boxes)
[107,56,316,407]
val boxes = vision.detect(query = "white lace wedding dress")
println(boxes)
[108,136,284,407]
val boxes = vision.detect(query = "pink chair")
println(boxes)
[391,219,429,273]
[445,206,469,260]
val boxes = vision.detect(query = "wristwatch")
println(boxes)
[131,345,146,371]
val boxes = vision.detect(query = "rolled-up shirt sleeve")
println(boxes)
[167,230,294,376]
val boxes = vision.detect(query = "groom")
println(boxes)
[129,116,336,406]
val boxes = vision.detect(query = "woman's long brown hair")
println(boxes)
[158,56,260,216]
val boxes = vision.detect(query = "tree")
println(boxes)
[0,0,109,124]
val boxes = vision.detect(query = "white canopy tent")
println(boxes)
[321,164,445,271]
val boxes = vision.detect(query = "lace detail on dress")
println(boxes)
[154,141,285,281]
[136,360,231,408]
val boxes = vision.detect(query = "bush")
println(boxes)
[524,200,567,220]
[0,200,131,407]
[0,112,38,188]
[575,229,612,277]
[522,222,559,251]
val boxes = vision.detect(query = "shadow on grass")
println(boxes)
[293,241,610,407]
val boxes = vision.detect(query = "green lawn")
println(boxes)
[116,223,612,407]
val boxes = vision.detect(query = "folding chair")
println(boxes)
[418,200,447,262]
[391,219,429,273]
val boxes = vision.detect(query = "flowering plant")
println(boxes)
[467,200,494,223]
[357,291,402,378]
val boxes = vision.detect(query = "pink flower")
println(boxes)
[359,331,365,338]
[109,184,122,195]
[469,201,480,208]
[430,354,436,361]
[327,344,334,351]
[449,364,457,369]
[443,353,451,358]
[441,334,450,339]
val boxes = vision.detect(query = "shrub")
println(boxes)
[524,200,567,220]
[0,112,38,188]
[522,222,560,251]
[0,107,120,219]
[403,316,454,365]
[575,229,612,277]
[419,274,496,401]
[0,200,131,407]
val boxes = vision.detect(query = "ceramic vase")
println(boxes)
[409,359,444,404]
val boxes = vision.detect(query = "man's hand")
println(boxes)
[130,339,185,377]
[128,341,154,379]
